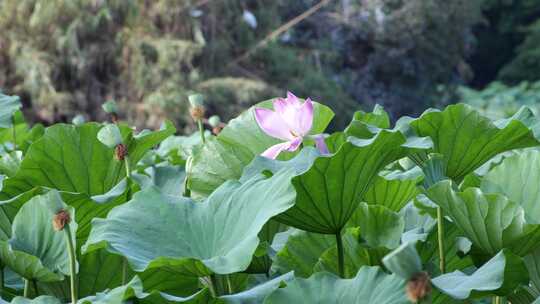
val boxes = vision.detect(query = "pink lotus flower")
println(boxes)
[254,92,329,159]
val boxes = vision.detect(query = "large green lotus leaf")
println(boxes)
[382,242,423,280]
[0,241,63,282]
[243,130,421,234]
[0,93,22,129]
[506,247,540,304]
[271,229,334,278]
[78,276,145,304]
[0,191,77,282]
[0,109,44,154]
[508,288,539,304]
[83,169,296,276]
[426,180,540,256]
[138,267,199,296]
[60,188,129,249]
[156,131,210,165]
[39,247,199,301]
[408,103,540,182]
[76,248,124,297]
[525,248,540,295]
[132,165,185,196]
[400,203,437,244]
[0,187,43,241]
[314,229,387,278]
[417,217,473,274]
[127,121,176,168]
[246,220,287,274]
[344,105,390,139]
[10,296,61,304]
[264,266,408,304]
[9,121,45,154]
[4,122,174,196]
[346,203,404,249]
[363,167,422,212]
[187,99,334,197]
[0,151,22,177]
[220,272,294,304]
[0,181,128,250]
[0,182,129,266]
[481,150,540,224]
[138,289,214,304]
[432,250,528,299]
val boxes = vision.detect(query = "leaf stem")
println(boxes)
[437,207,446,273]
[203,276,217,298]
[122,259,129,285]
[0,266,4,295]
[122,155,132,285]
[23,279,29,298]
[64,224,78,304]
[32,280,38,297]
[210,274,224,296]
[124,156,132,180]
[493,296,501,304]
[335,229,345,278]
[11,117,16,151]
[225,274,233,294]
[197,120,205,144]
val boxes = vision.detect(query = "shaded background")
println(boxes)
[0,0,539,132]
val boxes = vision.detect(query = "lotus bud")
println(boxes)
[102,100,119,123]
[406,272,431,303]
[53,209,71,231]
[208,115,222,134]
[97,124,123,148]
[72,114,85,126]
[188,94,205,121]
[188,94,204,108]
[208,115,221,128]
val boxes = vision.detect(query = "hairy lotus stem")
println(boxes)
[122,259,129,285]
[0,265,3,295]
[197,119,206,144]
[12,117,16,151]
[65,226,77,303]
[225,274,233,294]
[493,296,501,304]
[32,280,38,297]
[203,276,217,298]
[335,229,345,278]
[407,272,431,303]
[211,274,223,296]
[23,279,30,298]
[437,207,446,273]
[54,210,77,304]
[122,154,132,284]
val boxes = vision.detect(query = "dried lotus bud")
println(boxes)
[407,272,431,303]
[188,94,206,121]
[115,143,128,161]
[53,209,71,231]
[189,106,205,121]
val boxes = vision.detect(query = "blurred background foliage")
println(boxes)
[0,0,539,132]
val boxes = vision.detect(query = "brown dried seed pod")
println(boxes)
[407,271,431,303]
[190,106,206,121]
[115,143,128,161]
[53,209,71,231]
